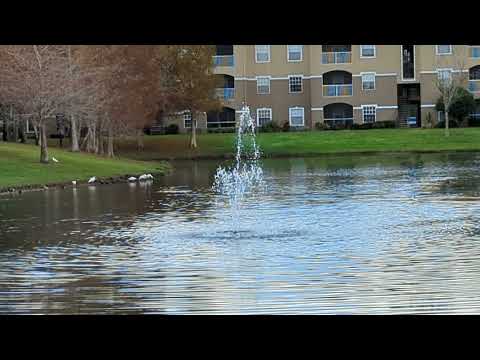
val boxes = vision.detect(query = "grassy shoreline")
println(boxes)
[116,128,480,161]
[0,142,170,192]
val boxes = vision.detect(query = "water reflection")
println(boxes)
[2,152,480,313]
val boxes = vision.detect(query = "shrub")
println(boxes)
[469,118,480,127]
[259,121,281,133]
[207,127,235,134]
[282,121,290,132]
[435,119,459,128]
[352,123,373,130]
[373,120,396,129]
[436,87,476,123]
[423,113,434,128]
[165,124,179,134]
[315,122,327,131]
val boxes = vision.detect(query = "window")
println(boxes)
[437,69,452,83]
[362,105,377,123]
[257,108,272,126]
[256,76,271,94]
[289,107,305,126]
[360,45,376,58]
[26,118,33,133]
[361,72,376,90]
[287,45,303,62]
[289,75,303,93]
[255,45,270,63]
[183,111,193,128]
[437,111,445,123]
[436,45,452,55]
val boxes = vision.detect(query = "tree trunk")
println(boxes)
[136,129,144,151]
[39,122,49,163]
[107,125,114,158]
[445,111,450,137]
[2,117,7,142]
[71,114,80,152]
[13,119,18,143]
[189,114,197,149]
[32,124,38,145]
[19,125,25,143]
[97,129,103,155]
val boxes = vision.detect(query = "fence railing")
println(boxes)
[215,87,235,100]
[470,113,480,121]
[323,84,353,97]
[468,80,480,93]
[469,46,480,58]
[213,55,235,67]
[321,52,351,64]
[324,117,353,122]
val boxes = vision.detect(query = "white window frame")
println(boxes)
[183,111,196,128]
[256,76,271,94]
[436,45,452,55]
[287,45,303,62]
[437,110,445,123]
[256,108,273,127]
[26,118,33,133]
[437,68,453,83]
[288,75,303,93]
[360,45,376,58]
[289,107,305,127]
[255,45,271,63]
[361,104,377,124]
[361,72,376,91]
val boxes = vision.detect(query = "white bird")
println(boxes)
[52,157,59,163]
[88,177,96,184]
[128,177,137,182]
[138,174,148,181]
[72,180,77,186]
[146,174,154,180]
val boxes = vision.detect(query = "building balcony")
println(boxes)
[213,55,235,67]
[469,80,480,94]
[323,84,353,97]
[322,51,352,64]
[215,87,235,100]
[469,46,480,58]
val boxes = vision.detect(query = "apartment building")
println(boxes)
[172,45,480,133]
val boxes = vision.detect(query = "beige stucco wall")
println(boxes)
[236,79,312,128]
[214,45,480,130]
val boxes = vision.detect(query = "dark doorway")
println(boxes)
[402,45,415,80]
[397,83,421,127]
[207,107,236,129]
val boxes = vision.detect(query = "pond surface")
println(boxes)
[2,152,480,314]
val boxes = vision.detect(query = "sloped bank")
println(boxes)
[0,142,171,195]
[116,128,480,161]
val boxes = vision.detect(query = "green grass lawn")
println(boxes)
[116,128,480,161]
[0,142,170,189]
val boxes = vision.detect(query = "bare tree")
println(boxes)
[435,50,469,137]
[0,45,72,163]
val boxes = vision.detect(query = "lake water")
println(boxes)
[2,152,480,314]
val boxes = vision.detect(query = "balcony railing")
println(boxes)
[322,52,351,64]
[324,118,354,126]
[215,87,235,100]
[213,55,234,67]
[469,46,480,58]
[470,113,480,121]
[323,84,353,97]
[468,80,480,93]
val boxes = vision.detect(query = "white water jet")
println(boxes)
[212,105,264,206]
